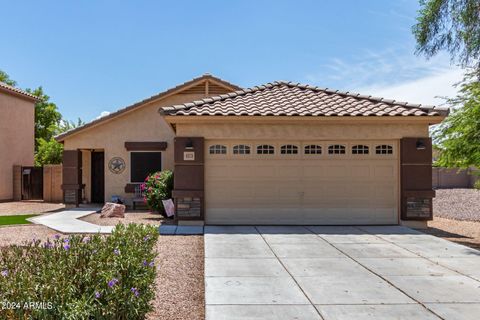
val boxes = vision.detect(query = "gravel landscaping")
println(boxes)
[426,217,480,250]
[0,225,62,247]
[0,201,64,216]
[147,235,204,320]
[433,188,480,222]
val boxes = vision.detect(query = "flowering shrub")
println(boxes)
[0,224,158,319]
[141,170,174,216]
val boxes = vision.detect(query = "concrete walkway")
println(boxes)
[205,225,480,320]
[29,208,114,234]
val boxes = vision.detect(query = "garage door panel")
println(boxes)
[205,140,398,225]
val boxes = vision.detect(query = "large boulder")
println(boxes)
[100,202,126,218]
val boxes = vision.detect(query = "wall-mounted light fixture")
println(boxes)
[185,138,194,150]
[416,139,426,150]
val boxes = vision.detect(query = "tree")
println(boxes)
[0,69,17,86]
[58,118,86,133]
[35,138,63,166]
[433,73,480,168]
[413,0,480,72]
[25,87,62,151]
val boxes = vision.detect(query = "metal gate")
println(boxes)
[21,166,43,200]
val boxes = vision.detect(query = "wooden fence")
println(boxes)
[43,164,63,202]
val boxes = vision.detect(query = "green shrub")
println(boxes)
[141,170,174,215]
[0,224,158,320]
[474,179,480,190]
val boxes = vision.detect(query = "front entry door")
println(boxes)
[91,152,105,203]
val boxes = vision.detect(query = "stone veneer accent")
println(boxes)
[176,197,201,218]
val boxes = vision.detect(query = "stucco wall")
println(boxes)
[62,93,205,202]
[0,92,35,200]
[175,121,429,140]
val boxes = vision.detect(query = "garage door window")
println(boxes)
[130,152,162,183]
[375,145,393,155]
[209,145,227,155]
[304,145,322,154]
[280,145,298,154]
[352,145,369,154]
[257,145,275,154]
[233,145,251,155]
[328,144,346,155]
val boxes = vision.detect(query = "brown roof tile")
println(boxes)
[161,81,449,118]
[0,82,40,101]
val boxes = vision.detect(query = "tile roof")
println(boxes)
[56,74,241,141]
[161,81,449,117]
[0,82,40,101]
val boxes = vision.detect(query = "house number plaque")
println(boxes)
[183,151,195,161]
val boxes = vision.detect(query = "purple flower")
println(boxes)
[63,244,70,251]
[143,260,148,267]
[95,291,101,299]
[143,235,150,241]
[63,238,70,243]
[92,249,98,254]
[130,287,140,297]
[54,234,60,240]
[114,249,120,255]
[43,242,53,249]
[82,237,90,243]
[149,261,155,268]
[108,278,119,288]
[1,270,8,277]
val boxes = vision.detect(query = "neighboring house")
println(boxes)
[0,82,38,201]
[56,74,448,228]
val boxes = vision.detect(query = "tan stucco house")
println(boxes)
[56,74,448,227]
[0,82,38,201]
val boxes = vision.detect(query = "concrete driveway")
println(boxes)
[205,225,480,320]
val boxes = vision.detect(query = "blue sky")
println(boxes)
[1,0,462,122]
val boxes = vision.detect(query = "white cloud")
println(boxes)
[95,111,111,120]
[304,48,465,106]
[358,67,464,106]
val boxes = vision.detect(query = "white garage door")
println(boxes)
[205,140,399,225]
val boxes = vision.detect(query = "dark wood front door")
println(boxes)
[91,152,105,203]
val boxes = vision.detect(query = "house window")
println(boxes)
[233,144,251,155]
[209,144,227,154]
[257,144,275,154]
[130,152,162,183]
[281,145,298,154]
[375,145,393,155]
[304,145,322,155]
[352,145,369,154]
[328,144,346,155]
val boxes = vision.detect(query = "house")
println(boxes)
[56,74,448,227]
[0,82,38,201]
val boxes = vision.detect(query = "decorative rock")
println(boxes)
[100,202,126,218]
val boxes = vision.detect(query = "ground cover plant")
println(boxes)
[0,224,158,319]
[0,214,36,226]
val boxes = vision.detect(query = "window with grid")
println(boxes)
[233,144,251,155]
[209,144,227,155]
[280,144,298,154]
[256,144,275,154]
[304,145,322,155]
[375,145,393,155]
[352,145,369,155]
[328,144,346,155]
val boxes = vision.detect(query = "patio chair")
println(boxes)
[132,185,145,210]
